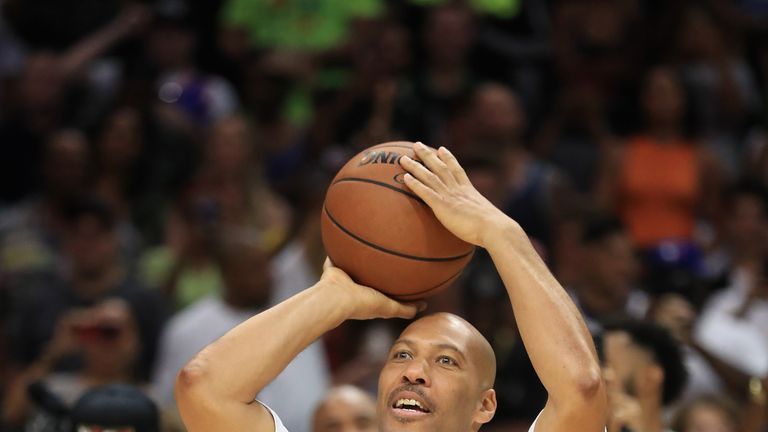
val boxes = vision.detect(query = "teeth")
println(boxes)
[395,398,423,409]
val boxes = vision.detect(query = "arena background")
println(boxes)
[1,0,767,430]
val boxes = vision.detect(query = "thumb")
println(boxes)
[382,299,426,320]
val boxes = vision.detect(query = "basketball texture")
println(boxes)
[321,142,475,300]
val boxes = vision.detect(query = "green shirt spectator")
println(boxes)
[221,0,383,51]
[139,246,224,311]
[410,0,521,18]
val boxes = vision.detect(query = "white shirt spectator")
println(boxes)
[695,268,768,377]
[152,242,330,432]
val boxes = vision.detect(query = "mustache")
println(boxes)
[387,383,436,409]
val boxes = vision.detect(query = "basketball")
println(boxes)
[321,142,475,300]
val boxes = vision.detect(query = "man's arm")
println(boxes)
[175,263,421,432]
[401,143,607,431]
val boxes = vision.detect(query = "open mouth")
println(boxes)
[392,398,431,413]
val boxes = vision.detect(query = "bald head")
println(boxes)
[401,313,496,389]
[313,385,377,432]
[377,313,498,430]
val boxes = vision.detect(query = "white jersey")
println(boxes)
[264,404,607,431]
[264,404,289,432]
[263,403,538,431]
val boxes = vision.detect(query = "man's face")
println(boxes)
[221,245,272,308]
[79,300,139,373]
[582,233,638,302]
[602,330,654,397]
[313,386,377,432]
[684,404,735,432]
[376,315,495,432]
[65,216,118,278]
[725,194,768,255]
[43,130,89,198]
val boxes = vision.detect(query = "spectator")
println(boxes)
[704,181,768,284]
[458,83,575,250]
[91,106,146,267]
[2,298,157,429]
[312,385,376,432]
[5,198,164,375]
[670,394,740,432]
[146,0,238,130]
[193,115,292,249]
[152,236,329,432]
[92,106,144,221]
[600,320,688,432]
[694,258,768,383]
[220,0,383,52]
[239,51,311,191]
[535,81,619,195]
[0,4,149,205]
[570,215,645,334]
[140,114,293,310]
[598,65,722,250]
[673,5,762,176]
[70,384,160,432]
[139,201,223,312]
[649,292,732,416]
[0,129,89,276]
[398,3,477,145]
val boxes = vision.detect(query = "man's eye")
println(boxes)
[438,356,456,366]
[394,351,412,360]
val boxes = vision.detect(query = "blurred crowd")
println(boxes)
[1,0,768,431]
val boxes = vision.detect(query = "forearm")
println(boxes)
[177,282,347,404]
[483,219,603,405]
[59,18,130,79]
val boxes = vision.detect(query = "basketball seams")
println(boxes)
[332,177,425,204]
[392,266,466,299]
[366,143,416,151]
[323,206,474,262]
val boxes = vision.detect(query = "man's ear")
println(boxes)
[473,388,497,424]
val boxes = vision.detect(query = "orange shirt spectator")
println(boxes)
[619,136,700,248]
[597,66,722,249]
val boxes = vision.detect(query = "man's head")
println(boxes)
[423,4,475,68]
[577,215,638,314]
[70,384,159,432]
[42,129,89,201]
[313,385,377,432]
[468,84,526,147]
[599,320,687,406]
[377,313,496,431]
[62,199,119,280]
[720,181,768,259]
[146,0,195,71]
[671,394,739,432]
[217,235,272,309]
[78,298,141,378]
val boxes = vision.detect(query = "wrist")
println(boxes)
[480,214,522,251]
[308,280,355,327]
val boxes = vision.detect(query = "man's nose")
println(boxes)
[401,359,431,386]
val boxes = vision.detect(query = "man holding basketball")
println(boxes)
[175,142,608,431]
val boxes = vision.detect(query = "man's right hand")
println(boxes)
[318,258,424,321]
